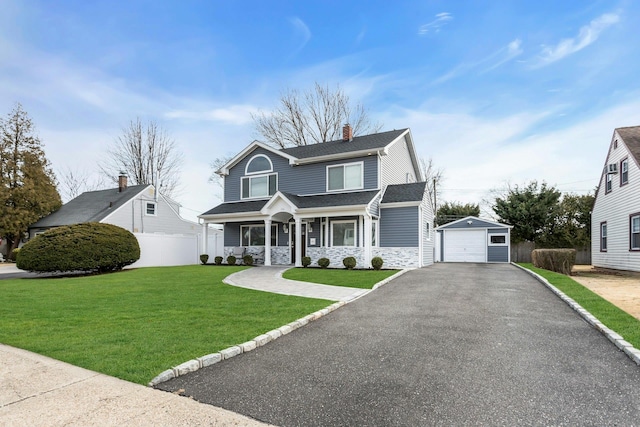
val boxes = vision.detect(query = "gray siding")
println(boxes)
[380,135,418,186]
[224,223,241,246]
[441,218,505,230]
[368,193,381,217]
[224,146,380,202]
[488,246,509,262]
[103,188,200,235]
[380,206,419,247]
[420,192,435,266]
[488,228,508,234]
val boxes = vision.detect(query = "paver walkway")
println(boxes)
[224,266,370,301]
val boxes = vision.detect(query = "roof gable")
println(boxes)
[436,216,511,230]
[217,141,297,176]
[30,185,150,228]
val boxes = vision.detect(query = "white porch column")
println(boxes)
[359,216,365,247]
[295,216,302,267]
[324,216,330,247]
[364,215,372,267]
[201,223,209,255]
[264,218,272,266]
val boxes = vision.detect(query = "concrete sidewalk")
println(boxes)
[0,344,271,426]
[224,266,370,301]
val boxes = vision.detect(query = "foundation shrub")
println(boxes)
[243,254,254,266]
[226,255,237,265]
[343,256,357,270]
[317,257,330,268]
[199,254,209,265]
[214,256,223,265]
[302,256,311,267]
[371,256,384,270]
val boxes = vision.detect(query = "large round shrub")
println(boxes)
[371,256,384,270]
[317,257,330,268]
[342,256,357,270]
[17,223,140,273]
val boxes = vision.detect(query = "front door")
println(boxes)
[290,224,306,264]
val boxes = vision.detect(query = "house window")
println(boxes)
[327,162,363,192]
[605,173,612,193]
[621,158,629,186]
[631,215,640,251]
[245,155,273,175]
[145,202,157,216]
[371,220,378,247]
[600,222,607,252]
[241,225,277,247]
[331,220,356,247]
[489,234,507,245]
[241,173,277,199]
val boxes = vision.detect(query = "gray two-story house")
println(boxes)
[200,125,434,268]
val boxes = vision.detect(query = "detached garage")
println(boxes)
[436,216,511,263]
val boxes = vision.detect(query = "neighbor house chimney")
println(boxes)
[343,124,353,142]
[118,172,128,192]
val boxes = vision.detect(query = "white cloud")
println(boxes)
[418,12,453,35]
[288,16,312,57]
[164,105,256,125]
[535,12,620,67]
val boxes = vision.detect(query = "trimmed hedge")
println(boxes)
[343,256,356,270]
[17,223,140,273]
[302,256,311,267]
[317,257,330,268]
[531,248,576,275]
[200,254,209,265]
[371,256,384,270]
[243,254,254,266]
[214,256,223,265]
[226,255,237,265]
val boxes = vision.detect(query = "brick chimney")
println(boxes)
[342,124,353,142]
[118,172,128,192]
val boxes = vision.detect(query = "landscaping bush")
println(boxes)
[199,254,209,265]
[317,257,330,268]
[243,254,254,266]
[343,256,357,270]
[16,223,140,273]
[226,255,237,265]
[302,256,311,267]
[531,249,576,275]
[371,256,384,270]
[214,256,223,265]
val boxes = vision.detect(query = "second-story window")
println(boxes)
[242,174,277,199]
[621,158,629,186]
[327,162,363,192]
[605,173,612,193]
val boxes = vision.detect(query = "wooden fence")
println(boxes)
[510,242,591,265]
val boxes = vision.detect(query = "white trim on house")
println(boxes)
[244,154,274,175]
[217,141,297,176]
[326,161,364,192]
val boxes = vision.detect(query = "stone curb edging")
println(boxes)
[512,263,640,366]
[148,268,410,386]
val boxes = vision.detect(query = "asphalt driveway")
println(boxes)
[157,263,640,426]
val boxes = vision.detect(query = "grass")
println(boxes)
[0,265,330,384]
[519,263,640,349]
[282,267,399,289]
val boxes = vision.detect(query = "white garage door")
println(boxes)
[444,229,486,262]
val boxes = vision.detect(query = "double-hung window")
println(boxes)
[621,158,629,186]
[145,202,157,216]
[327,162,363,192]
[605,173,613,193]
[631,215,640,251]
[242,174,277,199]
[600,222,607,252]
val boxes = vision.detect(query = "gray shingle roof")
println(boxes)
[30,185,149,228]
[201,190,380,216]
[280,129,408,159]
[617,126,640,164]
[381,182,427,203]
[201,199,268,215]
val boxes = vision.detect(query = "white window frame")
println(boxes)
[621,158,629,186]
[145,202,157,216]
[601,222,607,252]
[488,233,508,246]
[240,224,278,247]
[245,154,273,175]
[241,173,277,199]
[330,220,357,247]
[326,162,364,192]
[371,220,379,247]
[631,215,640,251]
[605,173,613,193]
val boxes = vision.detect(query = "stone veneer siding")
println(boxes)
[372,248,420,268]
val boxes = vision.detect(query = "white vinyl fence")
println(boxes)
[130,232,223,268]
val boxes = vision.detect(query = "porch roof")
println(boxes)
[381,182,427,203]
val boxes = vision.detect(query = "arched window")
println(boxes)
[246,155,273,175]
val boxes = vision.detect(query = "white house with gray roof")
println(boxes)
[591,126,640,272]
[200,125,435,268]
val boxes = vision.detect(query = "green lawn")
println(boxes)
[519,263,640,348]
[282,267,399,289]
[0,265,330,384]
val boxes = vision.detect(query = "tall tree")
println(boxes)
[101,118,183,197]
[537,193,594,248]
[0,103,61,255]
[57,166,106,202]
[252,82,382,148]
[436,201,480,225]
[492,181,561,243]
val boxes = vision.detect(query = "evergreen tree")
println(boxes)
[0,103,61,256]
[436,201,480,226]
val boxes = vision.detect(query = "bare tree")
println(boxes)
[420,157,444,220]
[101,118,183,197]
[252,82,382,148]
[57,166,107,202]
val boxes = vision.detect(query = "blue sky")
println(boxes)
[1,0,639,221]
